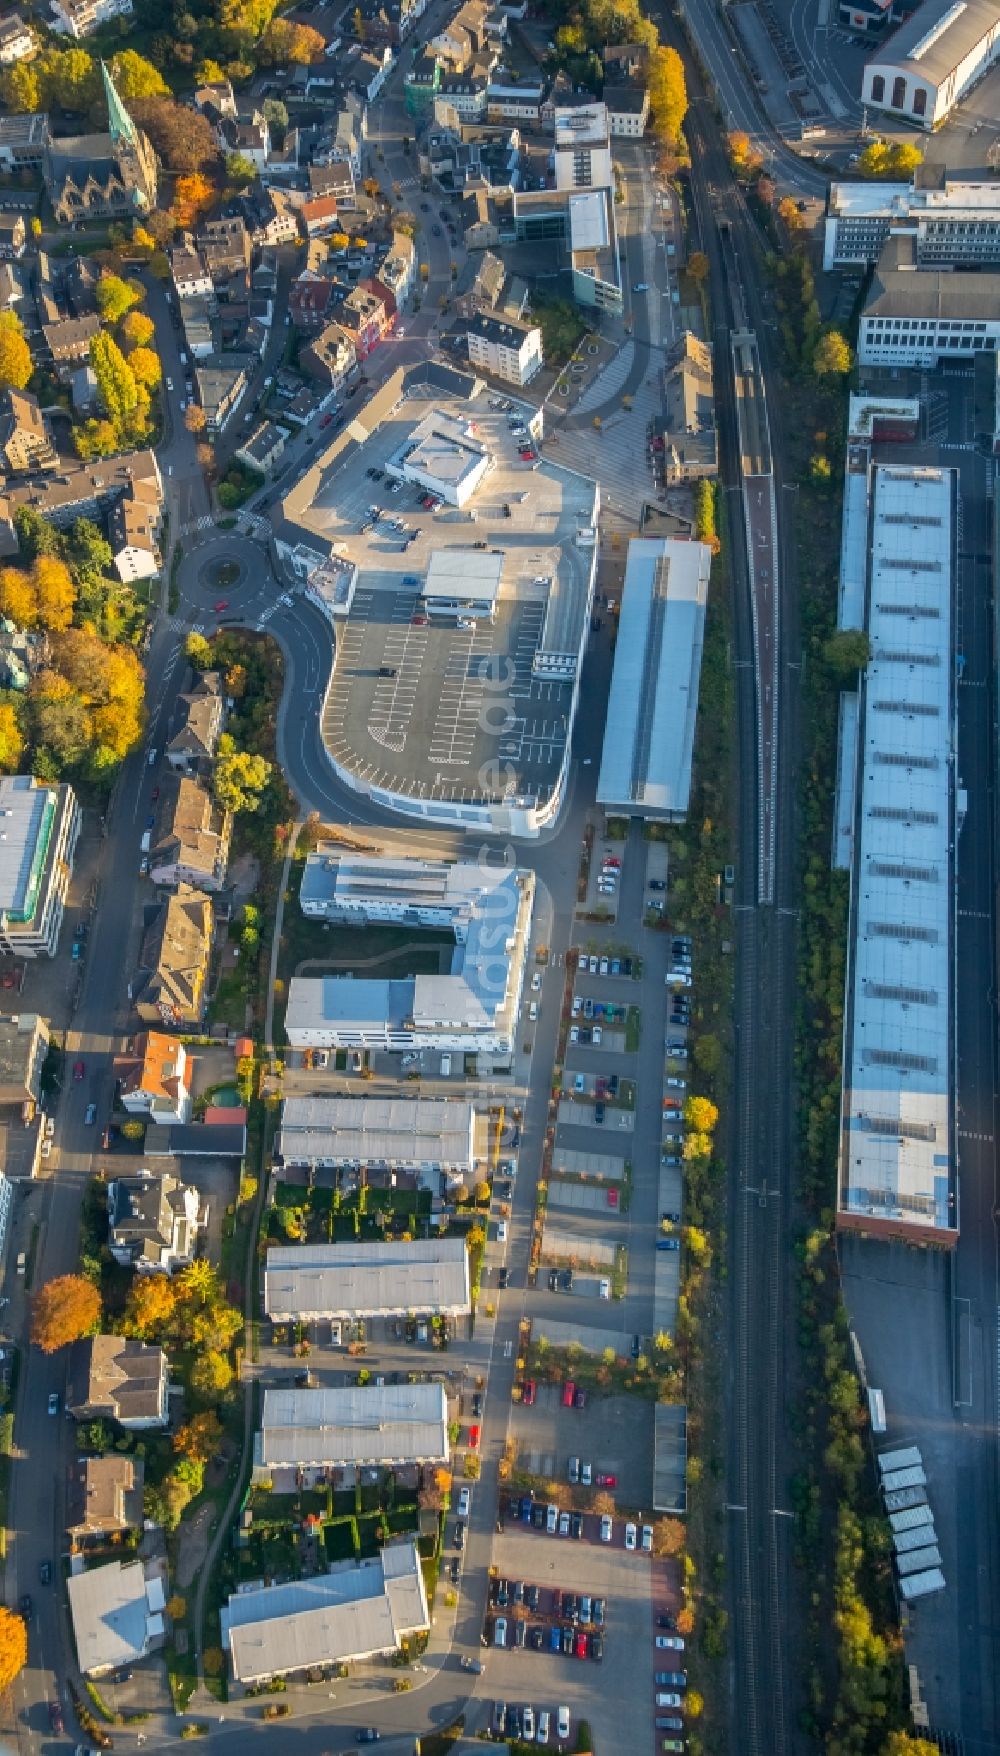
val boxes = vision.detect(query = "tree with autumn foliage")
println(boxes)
[683,1095,719,1135]
[33,557,75,632]
[0,1604,27,1694]
[260,17,325,62]
[123,1273,178,1338]
[96,272,143,325]
[173,1411,223,1463]
[31,1274,101,1353]
[119,310,155,352]
[0,312,31,392]
[650,1516,686,1557]
[128,347,162,391]
[184,403,207,433]
[0,701,24,772]
[173,173,216,230]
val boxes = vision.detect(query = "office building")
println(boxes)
[0,776,81,958]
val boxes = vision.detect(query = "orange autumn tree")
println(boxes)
[31,1274,101,1353]
[0,1605,27,1693]
[173,173,215,230]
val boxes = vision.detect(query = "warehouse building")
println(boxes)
[836,462,958,1247]
[254,1382,449,1474]
[597,538,712,821]
[276,1095,478,1182]
[264,1238,472,1321]
[222,1543,429,1685]
[861,0,1000,129]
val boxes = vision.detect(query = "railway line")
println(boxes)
[683,76,803,1756]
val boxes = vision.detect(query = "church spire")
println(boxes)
[101,61,137,149]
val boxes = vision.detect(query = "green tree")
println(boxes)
[109,49,168,98]
[0,62,39,112]
[213,736,272,813]
[813,329,853,377]
[185,632,213,669]
[261,97,288,138]
[13,506,65,561]
[96,273,143,325]
[692,1033,721,1076]
[0,312,31,391]
[224,151,258,187]
[824,628,871,677]
[190,1350,233,1400]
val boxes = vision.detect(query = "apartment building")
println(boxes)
[465,310,543,384]
[0,776,81,958]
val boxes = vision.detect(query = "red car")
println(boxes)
[607,1188,619,1208]
[519,448,537,461]
[574,1630,588,1659]
[73,1059,85,1082]
[522,1379,536,1406]
[469,1424,480,1450]
[561,1380,576,1408]
[214,599,229,614]
[411,614,428,626]
[595,1472,617,1488]
[320,413,333,427]
[604,856,621,868]
[151,785,160,802]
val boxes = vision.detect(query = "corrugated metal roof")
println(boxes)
[264,1238,471,1318]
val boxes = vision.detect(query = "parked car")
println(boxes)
[457,1487,471,1517]
[625,1521,637,1551]
[562,1380,576,1406]
[494,1616,508,1646]
[47,1392,59,1416]
[595,1472,617,1488]
[600,1514,613,1543]
[656,1636,686,1650]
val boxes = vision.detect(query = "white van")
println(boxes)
[528,1001,538,1022]
[440,1053,452,1076]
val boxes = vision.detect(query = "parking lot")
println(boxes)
[477,1522,658,1753]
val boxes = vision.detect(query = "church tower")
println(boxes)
[101,60,158,214]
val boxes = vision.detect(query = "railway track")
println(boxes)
[684,88,802,1756]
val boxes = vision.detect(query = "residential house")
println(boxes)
[290,271,337,332]
[436,74,488,121]
[0,13,36,61]
[169,238,213,300]
[196,215,251,284]
[239,185,299,247]
[300,321,357,391]
[340,279,391,357]
[281,384,325,425]
[49,0,132,36]
[0,1011,49,1107]
[41,313,100,381]
[133,885,213,1029]
[107,1170,206,1273]
[67,1335,169,1429]
[67,1559,167,1677]
[331,102,364,175]
[0,619,44,692]
[308,161,356,209]
[149,774,230,892]
[0,450,163,538]
[220,109,270,168]
[660,331,718,483]
[377,232,415,307]
[166,672,224,776]
[64,255,100,316]
[235,421,286,477]
[301,195,342,239]
[193,356,252,433]
[0,263,29,313]
[455,248,505,317]
[108,477,161,583]
[604,81,649,136]
[466,310,543,384]
[66,1454,144,1545]
[0,388,56,476]
[193,79,237,125]
[486,77,543,122]
[178,295,215,361]
[602,40,648,78]
[0,213,25,260]
[353,46,393,99]
[430,0,488,68]
[404,50,442,115]
[116,1030,192,1125]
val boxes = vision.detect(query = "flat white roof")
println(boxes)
[222,1543,429,1683]
[554,101,609,146]
[423,547,504,604]
[258,1382,449,1468]
[568,189,609,252]
[264,1237,472,1317]
[841,463,954,1232]
[829,176,1000,219]
[277,1094,476,1168]
[597,539,712,817]
[398,409,487,487]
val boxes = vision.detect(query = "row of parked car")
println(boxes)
[490,1615,604,1661]
[491,1703,571,1745]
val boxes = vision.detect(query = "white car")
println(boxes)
[531,972,541,992]
[558,1510,571,1536]
[457,1487,471,1517]
[656,1635,686,1650]
[666,1077,686,1090]
[557,1708,570,1741]
[656,1693,683,1708]
[593,1027,603,1046]
[599,1514,613,1544]
[572,996,582,1016]
[625,1521,637,1551]
[581,1460,592,1486]
[537,1710,550,1744]
[546,1503,558,1534]
[522,1707,535,1741]
[599,1277,610,1299]
[589,956,599,973]
[570,1026,579,1043]
[494,1616,507,1646]
[600,956,609,974]
[498,1219,508,1243]
[642,1523,654,1551]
